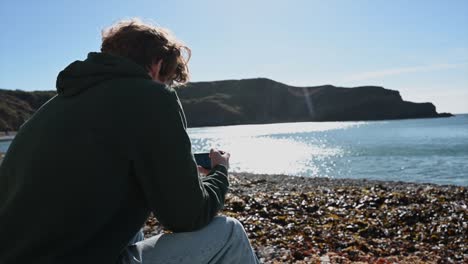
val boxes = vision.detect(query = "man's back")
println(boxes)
[0,53,229,263]
[0,58,154,263]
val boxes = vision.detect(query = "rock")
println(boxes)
[229,195,246,212]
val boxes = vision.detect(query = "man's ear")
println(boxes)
[148,60,163,81]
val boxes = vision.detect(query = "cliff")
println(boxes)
[176,78,452,127]
[0,78,452,130]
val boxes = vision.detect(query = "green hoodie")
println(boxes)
[0,52,229,264]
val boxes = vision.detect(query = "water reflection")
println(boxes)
[189,121,352,177]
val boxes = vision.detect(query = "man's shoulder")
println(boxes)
[134,79,175,98]
[112,78,176,102]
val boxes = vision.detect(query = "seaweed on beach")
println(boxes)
[144,174,467,263]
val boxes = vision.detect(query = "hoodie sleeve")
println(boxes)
[131,85,229,232]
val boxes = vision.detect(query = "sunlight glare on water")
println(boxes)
[189,121,365,138]
[189,121,363,176]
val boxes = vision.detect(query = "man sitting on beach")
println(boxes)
[0,18,258,264]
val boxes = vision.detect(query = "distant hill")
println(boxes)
[0,89,56,131]
[177,78,452,127]
[0,78,452,130]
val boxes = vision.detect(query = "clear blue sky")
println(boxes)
[1,0,467,113]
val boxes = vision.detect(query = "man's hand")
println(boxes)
[197,166,210,175]
[197,149,230,176]
[209,148,230,169]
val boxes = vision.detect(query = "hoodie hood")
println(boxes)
[56,52,151,97]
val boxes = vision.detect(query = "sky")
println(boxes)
[1,0,467,113]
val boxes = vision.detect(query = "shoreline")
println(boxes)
[0,131,17,141]
[144,172,467,263]
[230,172,466,189]
[0,136,14,142]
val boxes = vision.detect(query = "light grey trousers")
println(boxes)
[118,216,260,264]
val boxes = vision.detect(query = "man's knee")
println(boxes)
[208,216,258,263]
[210,216,245,233]
[225,217,247,234]
[208,216,250,244]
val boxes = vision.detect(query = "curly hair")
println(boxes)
[101,18,191,85]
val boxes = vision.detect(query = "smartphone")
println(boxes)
[194,153,211,169]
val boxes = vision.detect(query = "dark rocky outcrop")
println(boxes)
[0,78,452,130]
[176,78,452,127]
[0,89,56,131]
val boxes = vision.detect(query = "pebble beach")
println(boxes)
[144,173,467,263]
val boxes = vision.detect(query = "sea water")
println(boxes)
[189,114,468,186]
[1,115,467,186]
